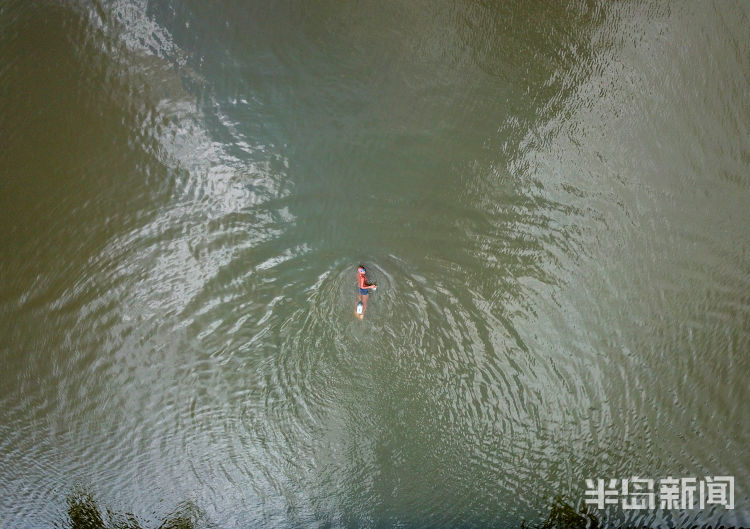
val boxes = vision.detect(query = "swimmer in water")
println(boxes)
[355,265,376,319]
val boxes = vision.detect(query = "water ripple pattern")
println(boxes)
[1,1,749,528]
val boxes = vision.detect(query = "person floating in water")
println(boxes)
[355,265,376,319]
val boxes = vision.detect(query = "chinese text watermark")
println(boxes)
[584,476,734,510]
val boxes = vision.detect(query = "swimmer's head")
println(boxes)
[358,266,366,275]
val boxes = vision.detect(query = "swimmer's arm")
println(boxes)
[358,276,376,290]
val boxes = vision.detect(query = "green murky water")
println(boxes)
[1,1,749,527]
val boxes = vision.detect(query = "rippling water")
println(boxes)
[1,1,749,527]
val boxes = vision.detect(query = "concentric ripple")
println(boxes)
[1,1,749,528]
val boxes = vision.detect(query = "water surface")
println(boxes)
[1,1,749,527]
